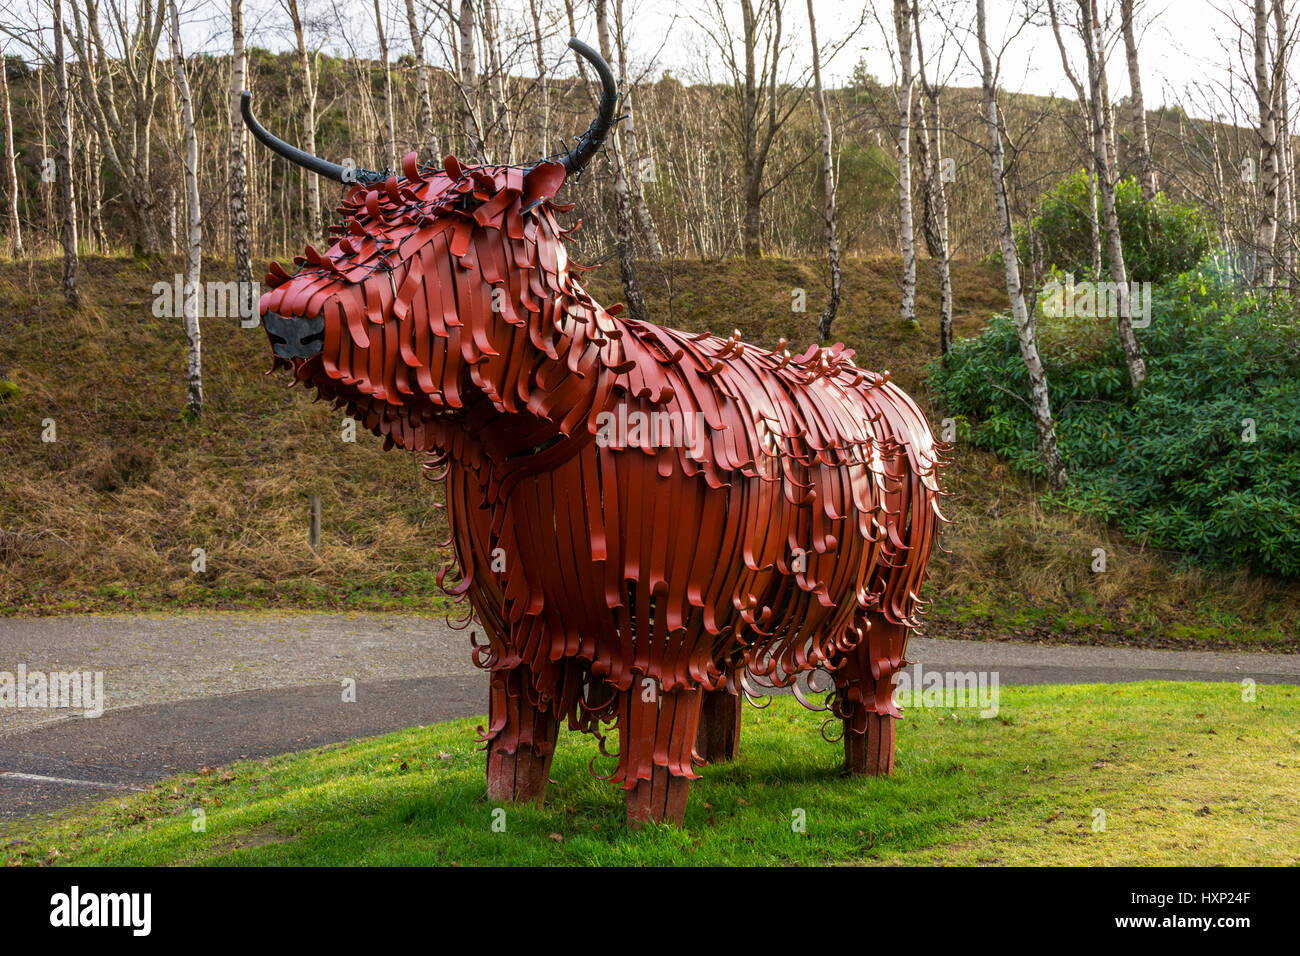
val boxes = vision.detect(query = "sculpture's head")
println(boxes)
[245,39,625,455]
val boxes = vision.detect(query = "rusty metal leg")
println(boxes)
[836,611,906,777]
[626,765,692,828]
[486,740,556,807]
[485,674,559,808]
[623,686,703,828]
[695,687,743,764]
[843,711,895,777]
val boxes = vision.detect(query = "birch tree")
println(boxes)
[1120,0,1158,199]
[53,0,77,305]
[1048,0,1101,275]
[1,43,21,256]
[67,0,166,257]
[806,0,840,340]
[1082,0,1146,388]
[595,0,650,322]
[373,0,398,169]
[613,0,662,258]
[913,1,953,354]
[230,0,252,296]
[479,0,512,162]
[697,0,802,258]
[282,0,321,237]
[403,0,437,163]
[894,0,917,325]
[168,0,201,415]
[457,0,484,160]
[527,0,549,156]
[976,0,1067,489]
[1251,0,1282,286]
[1274,0,1295,288]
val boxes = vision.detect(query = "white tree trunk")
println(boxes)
[912,2,952,354]
[230,0,252,290]
[458,0,484,160]
[894,0,917,325]
[286,0,320,237]
[2,42,22,256]
[403,0,437,164]
[808,0,841,341]
[977,0,1067,489]
[480,0,512,163]
[1083,0,1146,388]
[528,0,549,156]
[169,0,202,416]
[1273,0,1293,288]
[53,0,77,305]
[1120,0,1158,199]
[614,0,662,259]
[595,0,650,323]
[1254,0,1280,285]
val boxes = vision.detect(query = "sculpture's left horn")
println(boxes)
[241,91,383,185]
[555,38,619,176]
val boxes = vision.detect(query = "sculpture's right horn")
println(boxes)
[554,38,619,175]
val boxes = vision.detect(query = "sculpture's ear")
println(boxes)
[522,161,566,212]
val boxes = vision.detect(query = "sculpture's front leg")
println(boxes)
[619,685,704,827]
[834,611,907,777]
[485,668,559,807]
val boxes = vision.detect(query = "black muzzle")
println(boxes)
[264,311,325,361]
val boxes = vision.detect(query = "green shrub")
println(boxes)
[928,266,1300,578]
[1016,171,1213,283]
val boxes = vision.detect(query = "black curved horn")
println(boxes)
[556,38,619,175]
[241,91,384,185]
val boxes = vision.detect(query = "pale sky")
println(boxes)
[0,0,1273,124]
[228,0,1289,124]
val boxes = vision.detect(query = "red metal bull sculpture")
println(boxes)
[245,39,944,827]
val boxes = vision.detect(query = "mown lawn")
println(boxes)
[4,682,1297,866]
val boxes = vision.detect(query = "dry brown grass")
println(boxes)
[0,256,449,613]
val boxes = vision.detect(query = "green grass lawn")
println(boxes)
[5,682,1298,866]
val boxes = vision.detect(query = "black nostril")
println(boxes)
[264,311,325,360]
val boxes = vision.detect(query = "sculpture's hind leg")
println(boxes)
[485,669,559,807]
[695,686,743,763]
[843,711,896,776]
[834,612,908,777]
[621,685,704,827]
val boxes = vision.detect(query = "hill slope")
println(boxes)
[0,254,1295,648]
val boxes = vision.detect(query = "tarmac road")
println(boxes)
[1,613,1296,821]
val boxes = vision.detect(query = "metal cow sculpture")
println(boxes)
[246,39,944,827]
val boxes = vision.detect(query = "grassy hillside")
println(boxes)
[1,254,1296,647]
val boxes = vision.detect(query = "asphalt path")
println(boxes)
[1,613,1296,821]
